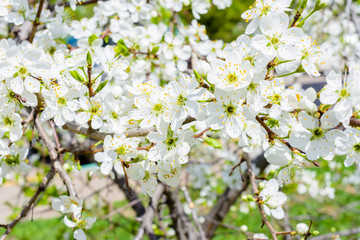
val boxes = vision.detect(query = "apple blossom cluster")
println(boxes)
[304,0,360,71]
[52,195,96,240]
[0,0,360,238]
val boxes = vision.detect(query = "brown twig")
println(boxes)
[120,159,131,195]
[50,120,64,165]
[134,184,164,240]
[35,117,77,197]
[309,227,360,240]
[350,118,360,128]
[63,116,196,141]
[255,116,306,156]
[102,198,143,219]
[290,10,302,27]
[193,127,211,138]
[58,145,103,154]
[137,144,152,151]
[22,108,35,133]
[29,0,46,43]
[181,186,207,240]
[304,220,313,240]
[229,157,245,176]
[100,29,111,39]
[276,231,296,235]
[203,153,269,239]
[245,156,278,240]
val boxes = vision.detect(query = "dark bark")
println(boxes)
[112,171,146,218]
[203,153,268,239]
[164,186,199,240]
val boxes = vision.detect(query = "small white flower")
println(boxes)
[52,195,83,215]
[296,223,309,234]
[259,179,287,219]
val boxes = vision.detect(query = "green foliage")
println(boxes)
[199,1,253,42]
[0,214,141,240]
[115,39,130,57]
[213,156,360,239]
[205,137,222,149]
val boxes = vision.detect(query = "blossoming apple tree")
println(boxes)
[0,0,360,239]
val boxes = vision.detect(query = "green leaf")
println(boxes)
[69,70,86,84]
[104,35,110,44]
[95,80,108,93]
[88,34,98,46]
[204,137,222,149]
[150,46,159,55]
[193,70,203,84]
[115,39,130,57]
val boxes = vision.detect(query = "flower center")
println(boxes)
[3,116,14,127]
[111,111,118,120]
[353,143,360,153]
[270,36,280,47]
[77,218,87,229]
[311,127,325,140]
[247,82,257,91]
[90,106,99,115]
[271,94,281,105]
[57,97,67,106]
[15,66,29,78]
[260,4,271,15]
[226,73,238,84]
[339,88,349,98]
[267,118,279,128]
[165,137,177,148]
[224,103,236,116]
[177,94,186,106]
[143,171,150,181]
[116,145,127,155]
[7,91,16,100]
[152,103,164,116]
[243,54,255,65]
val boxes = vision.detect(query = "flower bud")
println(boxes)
[246,195,254,201]
[259,182,265,190]
[299,0,308,13]
[296,223,309,234]
[315,0,329,10]
[240,225,248,232]
[312,230,320,236]
[63,163,72,171]
[195,60,211,77]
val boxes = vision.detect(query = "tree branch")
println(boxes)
[181,186,207,240]
[35,117,77,197]
[112,171,146,218]
[0,168,55,240]
[62,116,196,141]
[350,118,360,128]
[63,122,156,140]
[203,153,269,239]
[29,0,46,43]
[134,184,164,240]
[245,155,278,240]
[309,227,360,240]
[163,186,199,240]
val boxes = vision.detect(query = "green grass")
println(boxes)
[0,215,140,240]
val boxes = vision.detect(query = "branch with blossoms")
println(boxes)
[2,0,360,239]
